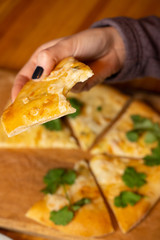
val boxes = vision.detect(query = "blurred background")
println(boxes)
[0,0,160,91]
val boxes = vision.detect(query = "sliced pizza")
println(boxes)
[1,57,93,137]
[26,160,114,237]
[90,154,160,233]
[67,84,129,150]
[0,117,78,149]
[91,100,160,158]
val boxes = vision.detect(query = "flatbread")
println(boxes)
[26,160,114,237]
[0,120,78,149]
[91,101,160,158]
[1,57,93,137]
[90,154,160,233]
[67,84,129,150]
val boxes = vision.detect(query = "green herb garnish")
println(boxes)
[68,98,83,118]
[50,197,91,225]
[126,115,160,143]
[122,167,147,188]
[114,191,142,208]
[43,119,62,131]
[42,168,76,194]
[71,198,91,211]
[144,144,160,166]
[50,206,74,226]
[42,167,91,225]
[97,106,102,111]
[126,115,160,166]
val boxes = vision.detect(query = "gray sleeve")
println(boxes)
[92,16,160,82]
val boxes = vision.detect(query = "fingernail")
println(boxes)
[32,66,44,79]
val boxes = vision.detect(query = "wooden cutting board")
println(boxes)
[0,69,160,240]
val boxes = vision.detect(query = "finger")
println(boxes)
[11,38,65,101]
[34,39,75,79]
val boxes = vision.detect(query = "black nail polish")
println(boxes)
[32,66,44,79]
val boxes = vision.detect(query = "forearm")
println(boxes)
[92,16,160,82]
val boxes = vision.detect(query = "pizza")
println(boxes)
[26,160,114,237]
[89,154,160,233]
[91,101,160,158]
[0,119,78,149]
[67,84,129,150]
[1,57,93,137]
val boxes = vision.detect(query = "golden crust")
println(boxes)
[1,57,93,137]
[91,101,160,158]
[90,154,160,233]
[67,84,129,150]
[26,160,114,237]
[0,120,78,149]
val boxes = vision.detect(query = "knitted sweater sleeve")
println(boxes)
[92,16,160,82]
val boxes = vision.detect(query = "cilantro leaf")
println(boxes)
[144,144,160,166]
[50,206,74,225]
[43,168,65,185]
[68,98,83,118]
[144,131,157,143]
[114,191,142,208]
[61,170,76,185]
[72,198,91,211]
[43,119,62,131]
[97,106,102,111]
[41,183,58,194]
[126,115,160,145]
[126,130,140,142]
[42,168,76,194]
[122,167,147,188]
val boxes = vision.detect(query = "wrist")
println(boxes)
[103,26,126,71]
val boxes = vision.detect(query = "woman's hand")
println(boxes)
[11,27,126,102]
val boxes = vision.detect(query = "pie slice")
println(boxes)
[90,154,160,233]
[91,101,160,158]
[67,84,129,150]
[26,160,114,237]
[0,118,78,149]
[1,57,93,137]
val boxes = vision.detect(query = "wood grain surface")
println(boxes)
[0,0,160,239]
[0,0,160,92]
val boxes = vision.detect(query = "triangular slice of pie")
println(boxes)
[1,57,93,137]
[26,160,114,237]
[0,118,78,149]
[91,101,160,158]
[90,154,160,233]
[67,84,129,150]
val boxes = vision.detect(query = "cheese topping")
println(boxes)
[46,194,69,211]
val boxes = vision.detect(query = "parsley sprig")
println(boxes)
[50,198,91,225]
[126,115,160,166]
[42,168,91,225]
[67,98,83,118]
[43,119,62,131]
[122,167,147,188]
[42,168,76,194]
[114,191,142,208]
[126,115,160,143]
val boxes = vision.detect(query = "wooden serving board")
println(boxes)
[0,69,160,240]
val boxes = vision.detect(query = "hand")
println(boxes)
[11,27,126,102]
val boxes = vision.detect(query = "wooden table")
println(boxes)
[0,0,160,239]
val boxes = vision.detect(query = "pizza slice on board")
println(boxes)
[91,101,160,158]
[67,84,129,150]
[0,118,78,149]
[90,154,160,233]
[26,160,114,237]
[1,57,93,137]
